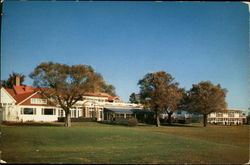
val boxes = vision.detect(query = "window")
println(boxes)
[228,113,234,118]
[77,107,83,117]
[42,108,55,115]
[58,110,64,117]
[70,107,76,117]
[216,113,223,117]
[116,114,124,118]
[126,114,132,118]
[21,108,36,115]
[31,98,47,104]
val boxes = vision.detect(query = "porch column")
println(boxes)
[86,107,89,117]
[102,109,104,121]
[95,107,99,121]
[124,113,126,119]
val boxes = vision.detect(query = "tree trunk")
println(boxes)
[203,114,207,127]
[156,113,161,127]
[65,111,71,127]
[167,112,173,125]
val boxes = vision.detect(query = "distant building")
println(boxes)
[162,109,246,125]
[207,109,246,125]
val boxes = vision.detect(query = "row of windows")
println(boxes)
[208,118,242,122]
[0,103,14,106]
[84,98,107,102]
[216,113,235,117]
[30,98,47,104]
[21,108,55,115]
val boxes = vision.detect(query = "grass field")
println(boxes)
[1,122,249,164]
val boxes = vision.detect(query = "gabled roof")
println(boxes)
[5,88,56,106]
[83,92,124,102]
[13,85,36,95]
[14,91,36,105]
[0,86,17,103]
[4,85,124,105]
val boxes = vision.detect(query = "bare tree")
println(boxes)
[185,81,227,127]
[138,71,182,127]
[29,62,115,127]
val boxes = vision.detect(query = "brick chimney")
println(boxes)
[15,75,21,86]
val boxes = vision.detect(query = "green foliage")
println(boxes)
[138,71,183,126]
[102,84,117,97]
[129,93,140,104]
[185,117,203,123]
[113,117,138,127]
[184,81,227,127]
[185,81,227,115]
[1,72,25,88]
[29,62,116,127]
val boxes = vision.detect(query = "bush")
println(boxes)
[113,117,138,127]
[186,117,203,123]
[57,117,97,122]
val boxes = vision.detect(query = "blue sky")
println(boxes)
[1,1,249,111]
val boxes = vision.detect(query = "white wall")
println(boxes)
[0,88,16,122]
[0,88,16,104]
[18,106,59,122]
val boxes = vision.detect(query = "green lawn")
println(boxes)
[1,122,249,164]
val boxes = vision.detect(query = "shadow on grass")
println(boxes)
[136,123,155,127]
[98,121,200,128]
[1,121,64,127]
[98,121,139,127]
[160,123,200,128]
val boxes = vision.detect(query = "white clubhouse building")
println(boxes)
[0,80,142,122]
[0,78,246,125]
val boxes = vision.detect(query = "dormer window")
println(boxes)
[31,98,47,104]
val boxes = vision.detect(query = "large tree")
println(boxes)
[129,92,140,104]
[1,72,25,88]
[102,84,116,97]
[184,81,227,127]
[164,86,185,125]
[138,71,182,127]
[29,62,115,127]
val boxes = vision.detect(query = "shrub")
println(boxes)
[57,117,97,122]
[127,118,138,127]
[113,117,138,127]
[186,117,202,123]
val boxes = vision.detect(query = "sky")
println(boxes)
[1,1,249,111]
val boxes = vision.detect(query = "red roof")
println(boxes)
[13,85,36,95]
[83,92,124,102]
[84,92,111,97]
[223,109,243,112]
[4,85,124,105]
[14,91,35,104]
